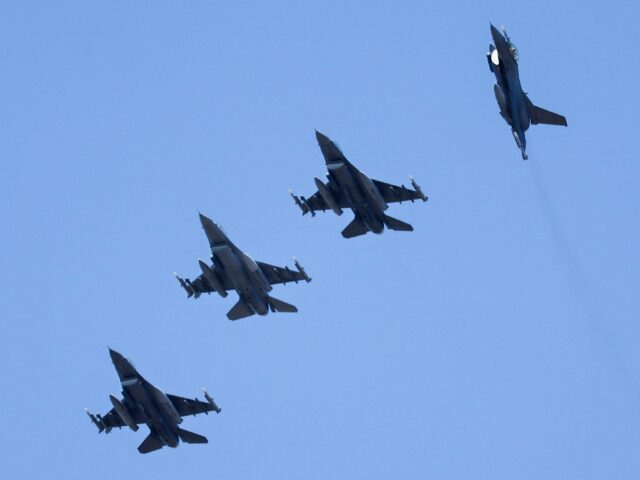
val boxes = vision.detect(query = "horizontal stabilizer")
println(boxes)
[227,299,254,321]
[341,218,369,239]
[178,428,208,444]
[138,433,164,454]
[267,296,298,313]
[384,215,414,232]
[524,96,567,126]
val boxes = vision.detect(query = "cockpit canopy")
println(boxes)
[502,28,519,63]
[509,44,519,62]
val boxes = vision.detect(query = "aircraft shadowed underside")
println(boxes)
[86,349,220,454]
[290,131,428,238]
[487,24,567,159]
[175,213,311,320]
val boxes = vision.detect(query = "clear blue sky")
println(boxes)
[2,1,639,478]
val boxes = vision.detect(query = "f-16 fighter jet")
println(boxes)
[290,131,428,238]
[175,213,311,320]
[488,24,567,160]
[86,348,220,454]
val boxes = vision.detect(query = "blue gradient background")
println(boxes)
[2,1,639,478]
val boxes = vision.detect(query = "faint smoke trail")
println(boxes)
[528,161,640,406]
[529,161,591,307]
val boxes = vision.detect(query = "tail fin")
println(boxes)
[383,215,414,232]
[341,218,369,238]
[267,296,298,313]
[227,299,254,321]
[524,96,567,126]
[178,428,208,444]
[138,433,164,454]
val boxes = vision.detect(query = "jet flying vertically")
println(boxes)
[488,24,567,159]
[175,213,311,320]
[290,131,428,238]
[86,348,221,454]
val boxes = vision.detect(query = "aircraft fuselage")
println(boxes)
[490,25,530,157]
[328,161,388,234]
[119,366,182,448]
[211,244,270,316]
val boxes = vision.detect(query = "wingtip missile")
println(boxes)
[175,273,195,298]
[202,389,221,414]
[293,257,311,283]
[85,408,108,433]
[409,176,428,202]
[289,190,303,213]
[289,191,313,216]
[85,408,96,424]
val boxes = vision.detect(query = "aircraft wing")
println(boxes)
[191,274,233,293]
[89,406,144,433]
[295,190,350,215]
[167,393,220,417]
[304,191,331,213]
[187,275,216,295]
[257,261,311,285]
[176,266,233,297]
[372,179,428,204]
[100,409,127,432]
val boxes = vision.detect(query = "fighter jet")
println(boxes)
[175,213,311,320]
[86,348,220,454]
[488,24,567,160]
[290,131,428,238]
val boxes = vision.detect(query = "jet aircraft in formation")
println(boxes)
[88,24,568,455]
[175,213,311,320]
[487,24,567,159]
[86,349,220,454]
[290,131,428,238]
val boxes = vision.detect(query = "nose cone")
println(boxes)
[109,348,139,380]
[490,24,505,45]
[315,130,346,164]
[315,129,331,146]
[199,212,219,237]
[198,212,213,228]
[199,212,227,246]
[108,347,124,363]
